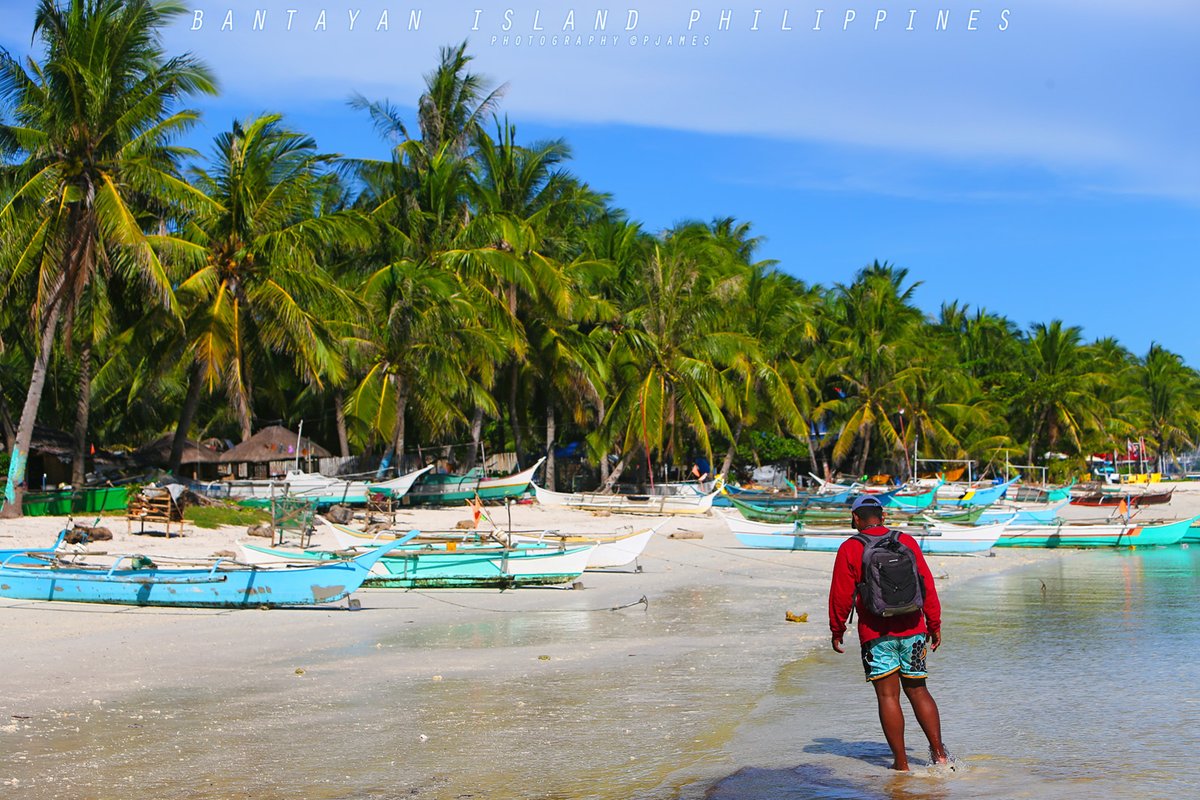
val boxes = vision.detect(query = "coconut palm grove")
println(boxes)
[1,1,1198,516]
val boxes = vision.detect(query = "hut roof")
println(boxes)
[134,434,222,465]
[218,425,331,463]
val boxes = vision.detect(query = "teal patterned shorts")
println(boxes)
[861,633,929,682]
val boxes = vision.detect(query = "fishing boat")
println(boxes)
[223,464,433,507]
[238,537,594,589]
[0,537,406,607]
[977,500,1069,526]
[726,518,1009,555]
[881,480,944,511]
[402,458,546,505]
[726,493,981,525]
[1182,521,1200,544]
[365,465,435,498]
[1070,487,1175,507]
[1008,479,1075,503]
[995,516,1196,548]
[318,517,656,571]
[937,478,1017,507]
[533,480,721,515]
[508,525,660,569]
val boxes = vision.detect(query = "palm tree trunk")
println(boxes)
[596,399,610,485]
[233,375,254,442]
[600,452,631,493]
[1,392,17,453]
[545,401,557,491]
[464,407,485,471]
[390,376,409,473]
[70,340,92,487]
[720,420,743,478]
[854,425,873,478]
[1,299,66,518]
[508,363,524,467]
[169,362,205,475]
[334,390,350,458]
[805,423,821,478]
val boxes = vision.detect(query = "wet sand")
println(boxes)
[1,487,1194,798]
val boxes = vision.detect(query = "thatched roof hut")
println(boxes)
[133,434,222,466]
[219,426,331,464]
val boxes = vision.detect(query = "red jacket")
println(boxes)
[828,525,941,643]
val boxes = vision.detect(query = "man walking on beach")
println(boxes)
[828,495,950,771]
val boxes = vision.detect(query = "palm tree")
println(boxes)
[599,225,749,487]
[824,262,923,476]
[1005,321,1109,463]
[1137,343,1199,471]
[168,113,365,467]
[0,0,215,515]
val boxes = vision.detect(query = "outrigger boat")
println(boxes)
[0,535,406,607]
[995,516,1195,548]
[318,518,657,571]
[402,458,545,505]
[977,500,1069,526]
[228,465,433,508]
[726,494,982,525]
[937,478,1017,508]
[724,516,1009,555]
[1069,487,1175,508]
[238,535,594,589]
[533,480,722,516]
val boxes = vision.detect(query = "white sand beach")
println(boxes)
[1,486,1196,798]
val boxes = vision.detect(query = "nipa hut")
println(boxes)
[218,426,331,479]
[133,434,222,480]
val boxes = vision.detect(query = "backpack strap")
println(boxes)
[847,532,873,625]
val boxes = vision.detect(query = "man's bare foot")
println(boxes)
[890,761,910,772]
[929,745,950,765]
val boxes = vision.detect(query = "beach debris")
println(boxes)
[418,734,429,742]
[454,519,476,530]
[538,655,551,661]
[785,611,808,623]
[571,581,585,590]
[669,529,704,539]
[347,598,362,610]
[326,504,354,524]
[211,550,237,559]
[65,525,113,544]
[294,668,306,676]
[246,523,272,539]
[431,675,443,681]
[591,510,612,517]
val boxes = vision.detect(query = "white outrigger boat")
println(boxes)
[318,518,657,570]
[217,465,433,506]
[532,481,722,516]
[720,513,1010,555]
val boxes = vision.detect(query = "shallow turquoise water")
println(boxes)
[692,547,1200,799]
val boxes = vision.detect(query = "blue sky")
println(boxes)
[2,1,1198,364]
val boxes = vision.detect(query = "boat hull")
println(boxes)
[0,541,401,607]
[996,517,1195,548]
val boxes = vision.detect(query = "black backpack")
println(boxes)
[852,529,925,618]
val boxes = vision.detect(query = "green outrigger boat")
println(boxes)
[402,457,545,506]
[996,516,1196,548]
[727,494,984,525]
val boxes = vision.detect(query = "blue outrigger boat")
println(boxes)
[938,478,1017,508]
[0,532,408,608]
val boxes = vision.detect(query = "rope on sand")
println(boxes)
[409,591,650,614]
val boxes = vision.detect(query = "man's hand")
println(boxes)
[831,636,844,653]
[929,630,941,651]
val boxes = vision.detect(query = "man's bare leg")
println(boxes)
[871,672,909,770]
[900,676,948,763]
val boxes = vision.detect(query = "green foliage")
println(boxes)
[183,503,270,530]
[735,430,810,464]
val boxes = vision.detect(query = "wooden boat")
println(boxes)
[319,518,656,571]
[996,516,1196,548]
[1008,479,1075,503]
[881,480,943,511]
[977,500,1069,526]
[1182,521,1200,544]
[937,478,1017,508]
[508,526,660,569]
[402,458,545,505]
[238,537,594,589]
[726,517,1009,555]
[1070,487,1174,507]
[727,493,980,525]
[366,464,435,497]
[533,480,721,516]
[0,537,406,607]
